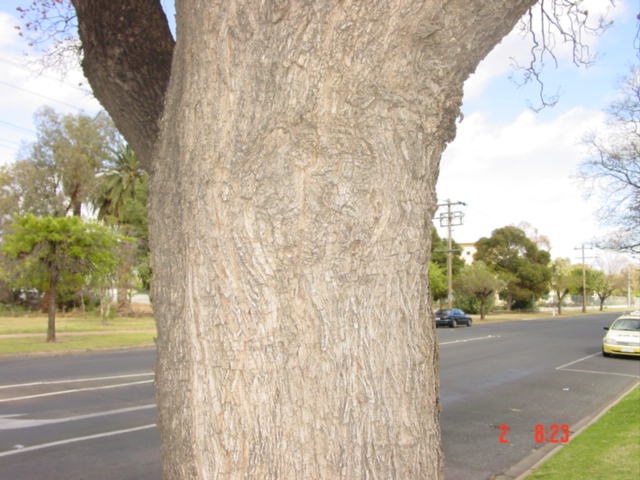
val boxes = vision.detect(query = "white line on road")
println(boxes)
[0,404,156,430]
[440,334,500,346]
[558,368,640,379]
[555,352,640,379]
[0,423,157,458]
[0,372,153,390]
[0,379,154,403]
[555,353,600,370]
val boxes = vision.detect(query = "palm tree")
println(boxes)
[94,145,149,314]
[96,145,146,221]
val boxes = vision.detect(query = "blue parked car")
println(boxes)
[435,308,472,328]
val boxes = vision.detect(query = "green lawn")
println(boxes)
[0,332,156,355]
[526,384,640,479]
[0,310,156,355]
[0,314,155,334]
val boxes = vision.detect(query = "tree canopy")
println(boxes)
[2,214,121,340]
[0,108,150,306]
[11,106,119,217]
[475,225,552,309]
[453,261,503,318]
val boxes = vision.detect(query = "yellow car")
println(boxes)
[602,311,640,357]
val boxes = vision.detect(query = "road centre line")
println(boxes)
[0,372,153,390]
[0,423,157,458]
[0,403,156,430]
[440,334,500,346]
[0,379,154,403]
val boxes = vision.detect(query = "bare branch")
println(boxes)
[580,67,640,256]
[15,0,81,73]
[512,0,615,110]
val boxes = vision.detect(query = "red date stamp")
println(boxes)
[498,424,570,444]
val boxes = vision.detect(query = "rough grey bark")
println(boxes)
[67,0,538,477]
[144,1,536,478]
[71,0,174,171]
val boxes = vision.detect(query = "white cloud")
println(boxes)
[0,9,100,165]
[0,12,20,50]
[437,106,610,260]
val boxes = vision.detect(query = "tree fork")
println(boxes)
[72,0,537,478]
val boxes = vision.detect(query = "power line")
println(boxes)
[0,138,22,150]
[0,142,18,151]
[0,57,93,96]
[0,119,36,135]
[0,79,86,111]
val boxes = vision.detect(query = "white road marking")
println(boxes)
[440,334,500,346]
[0,379,154,403]
[558,368,640,379]
[555,353,600,370]
[0,423,157,458]
[555,352,640,379]
[0,404,156,430]
[0,372,153,390]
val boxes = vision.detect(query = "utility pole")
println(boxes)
[436,200,466,309]
[574,244,594,313]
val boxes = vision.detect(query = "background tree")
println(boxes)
[2,214,120,341]
[428,261,448,304]
[475,226,552,310]
[621,265,640,306]
[591,270,627,311]
[430,227,464,304]
[0,166,21,232]
[454,261,503,319]
[568,264,606,311]
[549,258,577,314]
[16,106,118,217]
[17,0,612,477]
[580,66,640,256]
[591,270,612,311]
[2,155,65,217]
[94,144,150,311]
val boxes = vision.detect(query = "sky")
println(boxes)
[0,1,637,265]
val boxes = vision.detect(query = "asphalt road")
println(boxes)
[437,312,639,479]
[0,312,638,479]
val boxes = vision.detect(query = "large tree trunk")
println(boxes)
[72,0,536,477]
[146,2,534,478]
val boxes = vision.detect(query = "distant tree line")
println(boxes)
[431,224,635,316]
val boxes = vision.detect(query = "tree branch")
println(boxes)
[70,0,175,171]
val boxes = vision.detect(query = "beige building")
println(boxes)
[459,243,477,265]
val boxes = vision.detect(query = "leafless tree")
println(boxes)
[581,66,640,256]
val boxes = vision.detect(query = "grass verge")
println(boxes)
[526,384,640,479]
[0,332,156,355]
[0,314,155,334]
[0,310,156,355]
